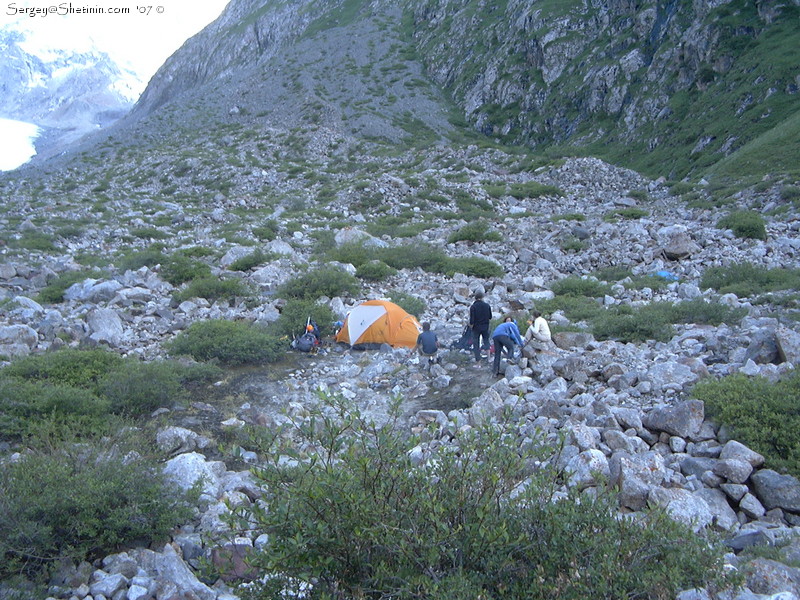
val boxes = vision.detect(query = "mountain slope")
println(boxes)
[0,27,139,165]
[125,0,800,181]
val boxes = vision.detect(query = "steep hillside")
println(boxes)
[120,0,800,182]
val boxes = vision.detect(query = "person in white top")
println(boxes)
[523,310,553,353]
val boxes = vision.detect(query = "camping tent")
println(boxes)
[334,300,422,349]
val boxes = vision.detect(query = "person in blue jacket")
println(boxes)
[490,316,524,376]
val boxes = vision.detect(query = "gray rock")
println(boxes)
[0,324,38,356]
[552,331,595,350]
[745,329,780,365]
[657,225,701,260]
[776,326,800,365]
[89,572,128,598]
[87,308,124,346]
[156,426,199,455]
[643,399,704,438]
[565,448,609,490]
[740,493,766,519]
[720,440,765,467]
[163,452,227,503]
[153,544,216,600]
[646,361,699,392]
[696,488,739,532]
[610,451,667,511]
[751,470,800,513]
[648,487,714,532]
[713,459,754,484]
[745,558,800,596]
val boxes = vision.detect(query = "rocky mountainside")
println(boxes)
[0,27,138,164]
[123,0,800,180]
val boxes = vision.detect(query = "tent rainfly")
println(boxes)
[334,300,422,349]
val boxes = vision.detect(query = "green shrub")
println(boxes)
[173,277,254,303]
[560,237,585,252]
[272,300,336,339]
[225,394,733,600]
[253,220,280,241]
[779,185,800,202]
[13,233,56,252]
[508,181,564,199]
[667,299,747,326]
[3,348,123,391]
[444,256,503,278]
[552,213,585,221]
[551,276,612,298]
[447,220,502,244]
[117,248,166,272]
[37,270,103,304]
[168,319,285,366]
[131,227,169,240]
[356,260,397,281]
[693,372,800,476]
[390,292,426,318]
[326,242,371,269]
[99,360,184,416]
[538,295,604,323]
[228,249,274,272]
[593,266,633,282]
[613,207,649,219]
[277,267,361,300]
[670,181,695,196]
[161,255,211,285]
[592,304,674,343]
[0,431,196,581]
[700,263,800,298]
[0,378,110,438]
[177,246,216,258]
[716,211,767,240]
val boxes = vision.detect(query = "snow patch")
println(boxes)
[0,118,40,171]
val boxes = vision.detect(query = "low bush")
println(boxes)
[592,304,674,343]
[99,360,184,416]
[592,266,633,282]
[390,292,426,318]
[253,220,280,241]
[272,299,336,339]
[0,378,110,438]
[356,260,397,281]
[508,181,564,199]
[173,277,254,303]
[444,256,503,278]
[224,394,733,600]
[693,372,800,477]
[700,262,800,298]
[612,207,649,219]
[0,430,196,582]
[161,255,211,285]
[37,270,104,304]
[117,248,166,272]
[716,211,767,240]
[667,299,747,326]
[538,295,604,323]
[12,233,56,252]
[551,276,612,298]
[228,249,275,272]
[3,348,123,391]
[168,319,285,366]
[277,266,361,300]
[447,220,502,244]
[552,213,586,222]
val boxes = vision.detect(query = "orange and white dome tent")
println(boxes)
[334,300,422,349]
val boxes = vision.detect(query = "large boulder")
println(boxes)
[648,487,714,532]
[642,399,705,439]
[0,323,38,356]
[87,308,124,346]
[657,225,701,260]
[751,469,800,513]
[776,326,800,365]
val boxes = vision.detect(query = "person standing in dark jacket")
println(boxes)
[468,291,492,368]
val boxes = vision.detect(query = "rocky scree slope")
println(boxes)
[119,0,800,180]
[2,140,800,597]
